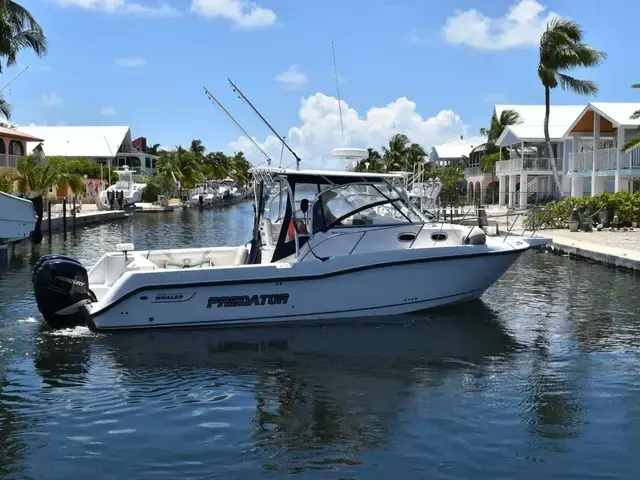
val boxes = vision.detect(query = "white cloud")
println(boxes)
[442,0,558,50]
[101,107,117,116]
[115,57,146,67]
[229,93,483,170]
[191,0,276,28]
[276,65,307,90]
[43,93,63,107]
[52,0,181,17]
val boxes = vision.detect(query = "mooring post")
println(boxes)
[62,197,67,233]
[73,196,77,229]
[47,199,52,236]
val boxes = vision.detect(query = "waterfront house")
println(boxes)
[0,126,44,171]
[430,138,477,167]
[17,125,159,181]
[564,103,640,196]
[465,143,496,203]
[493,104,585,207]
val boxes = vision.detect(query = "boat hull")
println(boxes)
[85,249,525,331]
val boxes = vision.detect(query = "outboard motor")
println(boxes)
[198,194,204,208]
[116,190,124,209]
[33,255,95,328]
[107,190,115,210]
[29,195,44,245]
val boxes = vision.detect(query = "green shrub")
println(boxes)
[141,178,160,203]
[524,191,640,230]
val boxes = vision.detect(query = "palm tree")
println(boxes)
[15,156,61,197]
[538,18,606,198]
[0,96,11,120]
[623,84,640,152]
[147,143,161,155]
[0,0,48,72]
[190,139,205,155]
[480,109,521,145]
[406,143,427,172]
[0,167,14,193]
[382,133,410,171]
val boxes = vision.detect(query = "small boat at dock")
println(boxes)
[0,191,38,245]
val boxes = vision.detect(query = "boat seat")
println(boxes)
[126,254,158,272]
[233,246,249,265]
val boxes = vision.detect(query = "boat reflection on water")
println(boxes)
[29,302,520,475]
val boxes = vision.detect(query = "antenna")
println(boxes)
[0,64,30,93]
[203,86,272,166]
[228,78,302,170]
[332,41,346,149]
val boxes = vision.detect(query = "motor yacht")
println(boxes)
[32,167,541,331]
[0,191,38,245]
[98,166,145,209]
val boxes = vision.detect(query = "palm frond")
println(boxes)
[623,134,640,153]
[558,74,598,96]
[0,97,12,120]
[545,18,583,42]
[630,109,640,120]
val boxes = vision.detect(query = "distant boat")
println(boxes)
[0,191,37,245]
[98,166,145,209]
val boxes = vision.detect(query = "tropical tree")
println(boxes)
[355,148,385,173]
[14,156,65,197]
[229,151,252,186]
[538,18,606,198]
[0,1,47,72]
[623,84,640,152]
[0,96,11,120]
[147,143,161,155]
[406,143,428,172]
[190,139,205,155]
[0,167,14,193]
[382,133,410,171]
[480,109,522,146]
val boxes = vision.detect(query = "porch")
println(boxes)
[0,127,44,170]
[564,102,640,197]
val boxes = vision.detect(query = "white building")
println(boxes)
[429,138,477,167]
[493,104,585,207]
[17,125,158,179]
[564,103,640,196]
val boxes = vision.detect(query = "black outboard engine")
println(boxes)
[33,255,95,328]
[107,190,115,210]
[29,195,43,244]
[198,194,204,208]
[116,190,124,209]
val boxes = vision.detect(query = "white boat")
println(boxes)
[0,191,37,244]
[99,166,145,209]
[32,167,541,331]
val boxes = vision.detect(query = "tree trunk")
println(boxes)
[545,86,564,199]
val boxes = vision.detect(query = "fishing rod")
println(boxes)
[203,86,272,166]
[227,78,302,170]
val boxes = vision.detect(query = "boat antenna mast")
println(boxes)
[228,78,302,170]
[203,86,273,166]
[332,41,346,149]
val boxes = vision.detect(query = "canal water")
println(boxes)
[1,201,640,479]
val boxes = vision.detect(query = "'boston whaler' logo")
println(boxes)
[207,294,289,308]
[151,292,195,303]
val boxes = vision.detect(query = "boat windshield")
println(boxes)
[311,182,424,233]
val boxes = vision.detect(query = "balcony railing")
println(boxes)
[464,166,484,177]
[496,156,561,174]
[568,146,640,173]
[7,154,18,168]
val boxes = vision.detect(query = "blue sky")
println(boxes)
[5,0,640,167]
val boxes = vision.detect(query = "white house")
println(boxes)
[17,125,159,179]
[493,104,585,207]
[429,138,477,167]
[564,103,640,197]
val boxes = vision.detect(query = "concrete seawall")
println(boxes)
[42,210,127,232]
[535,230,640,272]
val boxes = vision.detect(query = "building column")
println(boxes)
[615,127,624,191]
[498,176,505,206]
[520,172,528,207]
[571,177,584,198]
[508,174,517,207]
[591,113,600,197]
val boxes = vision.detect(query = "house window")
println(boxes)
[145,157,151,168]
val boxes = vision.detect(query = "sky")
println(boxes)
[5,0,640,169]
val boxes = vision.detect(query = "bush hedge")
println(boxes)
[524,191,640,230]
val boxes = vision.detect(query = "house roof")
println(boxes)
[430,139,477,161]
[18,126,131,157]
[0,126,44,142]
[587,102,640,127]
[494,104,585,146]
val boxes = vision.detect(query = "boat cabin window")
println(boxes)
[312,183,422,233]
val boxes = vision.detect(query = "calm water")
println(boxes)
[1,202,640,479]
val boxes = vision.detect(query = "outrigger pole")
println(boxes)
[203,86,272,166]
[227,78,302,171]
